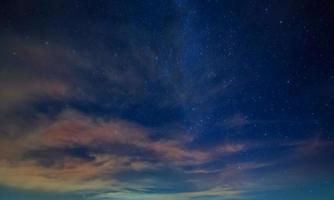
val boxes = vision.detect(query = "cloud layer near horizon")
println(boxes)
[0,110,247,194]
[1,109,332,200]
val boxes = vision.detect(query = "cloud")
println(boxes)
[222,113,249,129]
[93,186,243,200]
[0,109,246,193]
[0,34,177,113]
[294,135,334,155]
[0,36,91,111]
[0,159,113,192]
[37,110,212,163]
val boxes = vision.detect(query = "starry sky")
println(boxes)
[0,0,334,200]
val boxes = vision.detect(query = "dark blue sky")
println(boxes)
[0,0,333,200]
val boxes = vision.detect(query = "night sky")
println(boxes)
[1,1,334,200]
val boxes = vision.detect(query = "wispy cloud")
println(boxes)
[222,113,249,129]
